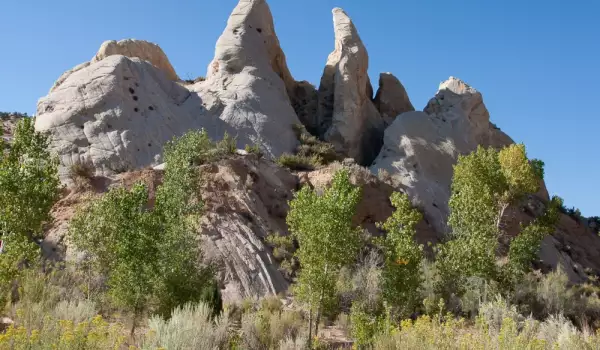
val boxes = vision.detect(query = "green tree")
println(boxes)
[437,144,545,297]
[506,195,562,280]
[376,192,424,319]
[69,184,161,334]
[0,117,61,299]
[287,169,362,344]
[70,130,227,335]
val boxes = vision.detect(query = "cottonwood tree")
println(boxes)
[437,144,551,296]
[376,192,424,319]
[287,169,362,344]
[70,130,226,335]
[0,117,61,297]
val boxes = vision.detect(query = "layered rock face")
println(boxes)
[316,8,384,165]
[371,77,513,234]
[191,0,302,159]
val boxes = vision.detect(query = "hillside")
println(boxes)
[1,0,599,348]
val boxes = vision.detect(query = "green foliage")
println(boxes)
[437,144,546,299]
[277,153,323,171]
[287,169,362,336]
[0,117,61,301]
[69,184,161,322]
[0,315,126,349]
[530,159,545,181]
[506,196,562,281]
[157,129,235,219]
[376,192,423,319]
[277,124,339,171]
[244,143,264,158]
[350,303,384,348]
[70,130,227,330]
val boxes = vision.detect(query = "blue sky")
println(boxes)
[0,0,598,216]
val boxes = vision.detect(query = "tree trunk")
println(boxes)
[315,263,329,339]
[496,203,509,231]
[130,307,141,341]
[307,307,313,349]
[315,292,323,339]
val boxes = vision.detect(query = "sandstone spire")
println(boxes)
[374,72,415,125]
[316,8,384,165]
[193,0,301,158]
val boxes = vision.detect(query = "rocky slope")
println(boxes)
[1,112,26,147]
[26,0,600,299]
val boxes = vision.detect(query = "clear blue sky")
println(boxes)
[1,0,598,216]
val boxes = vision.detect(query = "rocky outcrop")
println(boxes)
[316,8,384,165]
[371,77,513,234]
[50,40,179,93]
[36,55,228,180]
[1,112,25,147]
[92,39,179,81]
[374,73,414,125]
[35,0,311,180]
[199,156,296,301]
[191,0,302,159]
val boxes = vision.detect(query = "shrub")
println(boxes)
[277,153,323,171]
[143,302,230,350]
[68,159,95,191]
[277,124,339,171]
[0,315,126,349]
[244,143,264,158]
[241,307,306,350]
[478,295,523,333]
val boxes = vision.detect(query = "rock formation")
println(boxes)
[190,0,303,159]
[1,112,25,147]
[27,0,600,297]
[35,0,309,180]
[316,8,384,165]
[92,39,179,81]
[49,39,179,93]
[371,77,514,234]
[36,55,226,180]
[374,72,415,125]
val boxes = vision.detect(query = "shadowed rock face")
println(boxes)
[374,72,415,126]
[316,8,385,166]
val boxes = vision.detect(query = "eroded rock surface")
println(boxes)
[36,55,227,180]
[92,39,179,81]
[316,8,384,165]
[371,77,513,234]
[191,0,302,159]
